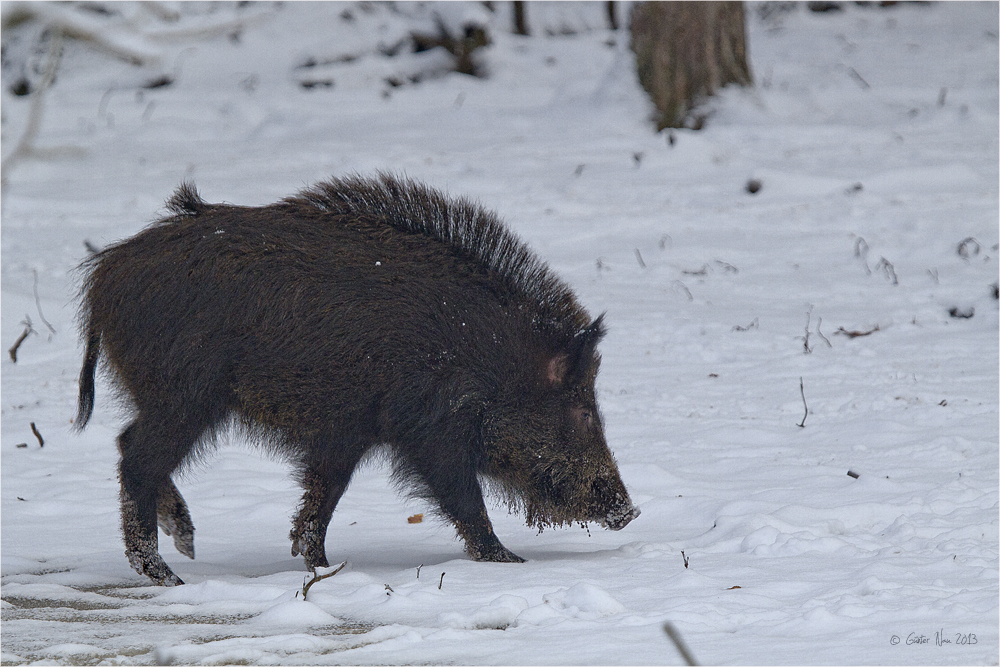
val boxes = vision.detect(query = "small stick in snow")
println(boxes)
[438,572,445,590]
[797,377,808,428]
[634,249,646,269]
[9,318,35,363]
[714,260,738,274]
[801,306,813,354]
[672,281,693,302]
[847,470,860,479]
[416,564,423,579]
[874,257,898,285]
[731,317,758,332]
[301,560,347,600]
[680,550,689,569]
[846,66,870,90]
[663,622,699,666]
[854,237,871,275]
[30,422,44,447]
[834,325,880,338]
[33,270,56,336]
[816,317,832,348]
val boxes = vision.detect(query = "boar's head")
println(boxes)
[483,315,640,532]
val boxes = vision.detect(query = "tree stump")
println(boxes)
[630,2,752,130]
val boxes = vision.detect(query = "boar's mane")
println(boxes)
[277,173,595,341]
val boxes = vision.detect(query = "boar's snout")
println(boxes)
[589,474,640,531]
[601,502,640,531]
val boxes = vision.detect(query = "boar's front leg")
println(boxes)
[402,444,525,564]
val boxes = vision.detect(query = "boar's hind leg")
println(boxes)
[117,415,206,586]
[157,480,195,560]
[404,452,525,563]
[290,462,356,570]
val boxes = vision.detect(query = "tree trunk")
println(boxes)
[630,2,752,131]
[512,1,529,36]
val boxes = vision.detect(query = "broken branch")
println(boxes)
[834,325,880,338]
[30,422,44,447]
[797,377,808,428]
[9,318,36,363]
[301,560,346,600]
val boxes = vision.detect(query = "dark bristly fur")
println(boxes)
[77,173,638,586]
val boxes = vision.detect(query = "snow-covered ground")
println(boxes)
[1,2,997,664]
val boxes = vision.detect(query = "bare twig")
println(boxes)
[663,622,699,666]
[416,564,423,579]
[438,572,445,590]
[680,550,689,569]
[797,377,808,428]
[732,317,758,332]
[9,318,36,363]
[33,270,56,336]
[874,257,898,285]
[301,560,347,600]
[802,306,813,354]
[671,281,693,301]
[846,66,870,90]
[714,260,738,274]
[854,237,871,275]
[30,422,44,447]
[815,317,832,348]
[835,325,880,338]
[634,249,646,269]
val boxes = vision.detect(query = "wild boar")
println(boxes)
[76,173,639,586]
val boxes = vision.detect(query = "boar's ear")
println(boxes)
[545,354,570,387]
[544,314,607,387]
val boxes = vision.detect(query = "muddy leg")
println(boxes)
[157,480,195,559]
[289,464,353,571]
[117,417,204,586]
[405,449,524,563]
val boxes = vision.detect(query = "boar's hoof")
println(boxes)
[126,547,184,586]
[290,529,330,569]
[466,542,526,563]
[601,504,641,531]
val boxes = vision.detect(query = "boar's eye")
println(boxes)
[572,406,597,431]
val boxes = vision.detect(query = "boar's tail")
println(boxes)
[75,330,101,431]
